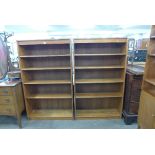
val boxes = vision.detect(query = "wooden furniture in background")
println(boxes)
[17,40,73,120]
[123,65,144,124]
[73,38,128,119]
[138,26,155,128]
[0,81,25,128]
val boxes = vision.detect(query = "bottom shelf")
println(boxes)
[29,109,73,120]
[76,109,120,119]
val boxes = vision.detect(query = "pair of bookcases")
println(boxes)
[18,38,127,120]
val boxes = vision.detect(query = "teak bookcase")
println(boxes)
[73,39,128,119]
[17,40,73,119]
[138,26,155,128]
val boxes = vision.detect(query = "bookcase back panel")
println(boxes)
[75,56,125,67]
[29,99,72,109]
[21,44,70,56]
[76,98,121,109]
[21,57,70,68]
[76,83,123,93]
[75,43,126,54]
[76,69,124,79]
[25,85,71,94]
[22,70,71,81]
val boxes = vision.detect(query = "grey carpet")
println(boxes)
[0,113,137,129]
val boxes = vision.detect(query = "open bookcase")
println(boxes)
[73,39,128,119]
[138,26,155,128]
[17,40,73,119]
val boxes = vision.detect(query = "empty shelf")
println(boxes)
[75,66,124,69]
[145,79,155,86]
[76,79,124,84]
[21,67,71,70]
[27,94,72,99]
[24,80,71,85]
[76,109,120,118]
[20,54,70,58]
[75,53,125,56]
[29,110,72,119]
[76,92,123,98]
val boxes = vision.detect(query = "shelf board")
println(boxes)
[20,54,70,58]
[75,53,125,56]
[76,109,120,119]
[76,92,123,98]
[75,66,124,69]
[24,80,71,85]
[74,38,127,44]
[76,78,124,84]
[29,110,72,119]
[26,94,72,99]
[21,67,71,71]
[145,79,155,86]
[149,54,155,57]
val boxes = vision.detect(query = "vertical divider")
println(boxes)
[71,38,76,120]
[70,38,74,120]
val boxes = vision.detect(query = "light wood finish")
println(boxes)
[138,91,155,128]
[76,92,123,98]
[20,54,70,58]
[73,38,128,119]
[76,78,124,84]
[17,39,73,120]
[29,110,72,120]
[24,80,71,85]
[75,66,124,69]
[74,38,127,43]
[18,39,70,45]
[138,26,155,128]
[26,94,72,99]
[75,53,125,56]
[144,79,155,86]
[76,109,120,119]
[21,67,71,71]
[0,81,25,128]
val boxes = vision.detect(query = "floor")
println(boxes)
[0,113,137,129]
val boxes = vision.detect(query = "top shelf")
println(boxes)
[17,39,70,45]
[74,38,127,44]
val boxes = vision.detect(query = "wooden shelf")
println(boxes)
[75,66,124,69]
[24,80,71,85]
[20,54,70,58]
[76,109,120,118]
[149,54,155,57]
[76,92,123,98]
[143,89,155,97]
[75,53,125,56]
[145,79,155,86]
[74,38,127,43]
[27,94,72,99]
[21,67,71,71]
[76,78,124,84]
[29,110,72,119]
